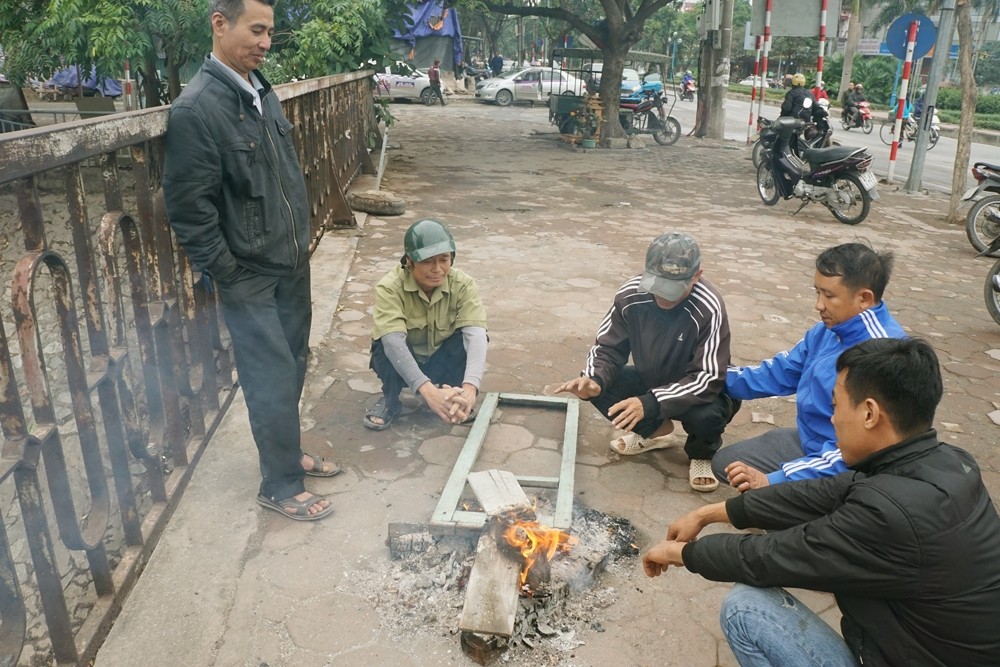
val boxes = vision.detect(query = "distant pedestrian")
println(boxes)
[489,53,503,77]
[428,59,446,106]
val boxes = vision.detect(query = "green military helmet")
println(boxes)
[403,218,457,262]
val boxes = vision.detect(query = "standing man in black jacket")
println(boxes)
[556,232,739,492]
[643,338,1000,666]
[163,0,340,522]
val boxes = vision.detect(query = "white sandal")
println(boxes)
[689,459,720,492]
[609,432,681,456]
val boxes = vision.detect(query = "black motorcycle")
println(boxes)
[979,234,1000,325]
[618,89,681,146]
[756,117,879,225]
[752,107,834,170]
[962,162,1000,255]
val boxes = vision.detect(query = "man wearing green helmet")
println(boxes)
[366,219,488,430]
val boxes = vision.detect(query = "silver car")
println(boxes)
[374,62,433,104]
[475,67,585,106]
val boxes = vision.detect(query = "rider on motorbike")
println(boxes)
[846,83,868,128]
[780,73,814,122]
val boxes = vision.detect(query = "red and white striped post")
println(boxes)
[886,20,919,184]
[123,59,133,112]
[747,35,763,144]
[816,0,828,89]
[756,0,773,131]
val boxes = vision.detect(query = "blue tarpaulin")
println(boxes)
[47,66,122,97]
[392,1,463,68]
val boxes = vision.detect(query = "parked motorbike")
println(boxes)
[978,234,1000,325]
[679,80,696,102]
[756,117,879,225]
[619,89,681,146]
[840,100,873,134]
[751,103,834,170]
[962,162,1000,255]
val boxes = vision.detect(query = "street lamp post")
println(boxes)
[669,32,681,80]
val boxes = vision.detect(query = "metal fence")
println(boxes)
[0,69,376,665]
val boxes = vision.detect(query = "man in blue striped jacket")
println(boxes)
[712,243,906,491]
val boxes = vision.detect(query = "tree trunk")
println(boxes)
[598,41,629,143]
[695,37,712,136]
[948,0,977,223]
[838,0,861,104]
[166,55,182,103]
[707,0,735,139]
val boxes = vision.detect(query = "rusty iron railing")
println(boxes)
[0,69,376,665]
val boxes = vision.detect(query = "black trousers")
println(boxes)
[430,82,446,105]
[369,333,466,406]
[589,366,740,460]
[216,264,311,500]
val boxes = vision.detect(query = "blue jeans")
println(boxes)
[721,585,857,667]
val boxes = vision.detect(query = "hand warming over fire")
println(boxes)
[642,540,686,577]
[554,376,602,400]
[667,502,730,542]
[608,396,644,432]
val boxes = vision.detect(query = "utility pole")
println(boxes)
[905,0,956,193]
[707,0,735,139]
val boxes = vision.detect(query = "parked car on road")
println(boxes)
[475,67,584,106]
[738,76,769,88]
[581,63,651,97]
[374,62,433,104]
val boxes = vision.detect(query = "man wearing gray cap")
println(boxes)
[556,232,739,492]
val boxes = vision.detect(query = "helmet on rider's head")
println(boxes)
[791,73,806,87]
[855,83,863,91]
[685,70,692,75]
[403,219,456,264]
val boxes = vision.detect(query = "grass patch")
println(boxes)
[938,110,1000,131]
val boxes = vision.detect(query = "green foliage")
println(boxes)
[267,0,403,81]
[847,56,898,104]
[0,0,205,102]
[976,42,1000,88]
[935,87,1000,115]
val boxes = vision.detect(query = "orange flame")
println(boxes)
[502,519,577,587]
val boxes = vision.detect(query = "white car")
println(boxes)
[374,62,433,104]
[739,76,769,89]
[475,67,585,106]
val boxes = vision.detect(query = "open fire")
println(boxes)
[496,507,577,594]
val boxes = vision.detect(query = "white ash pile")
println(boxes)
[349,504,637,665]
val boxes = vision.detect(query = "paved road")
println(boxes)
[666,96,1000,195]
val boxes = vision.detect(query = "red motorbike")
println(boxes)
[840,100,873,134]
[619,89,682,145]
[680,80,696,102]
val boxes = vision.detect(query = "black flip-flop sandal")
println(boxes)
[363,396,400,431]
[301,452,343,477]
[256,493,335,521]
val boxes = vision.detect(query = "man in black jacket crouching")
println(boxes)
[643,337,1000,666]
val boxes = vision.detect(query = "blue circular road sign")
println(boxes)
[886,13,937,61]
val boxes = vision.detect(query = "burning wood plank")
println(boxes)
[459,470,529,639]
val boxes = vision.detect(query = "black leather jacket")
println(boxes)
[163,56,311,282]
[684,431,1000,666]
[779,86,814,122]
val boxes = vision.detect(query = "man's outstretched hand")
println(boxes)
[554,376,601,400]
[642,540,685,577]
[726,461,770,493]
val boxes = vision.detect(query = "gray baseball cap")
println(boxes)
[637,232,701,301]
